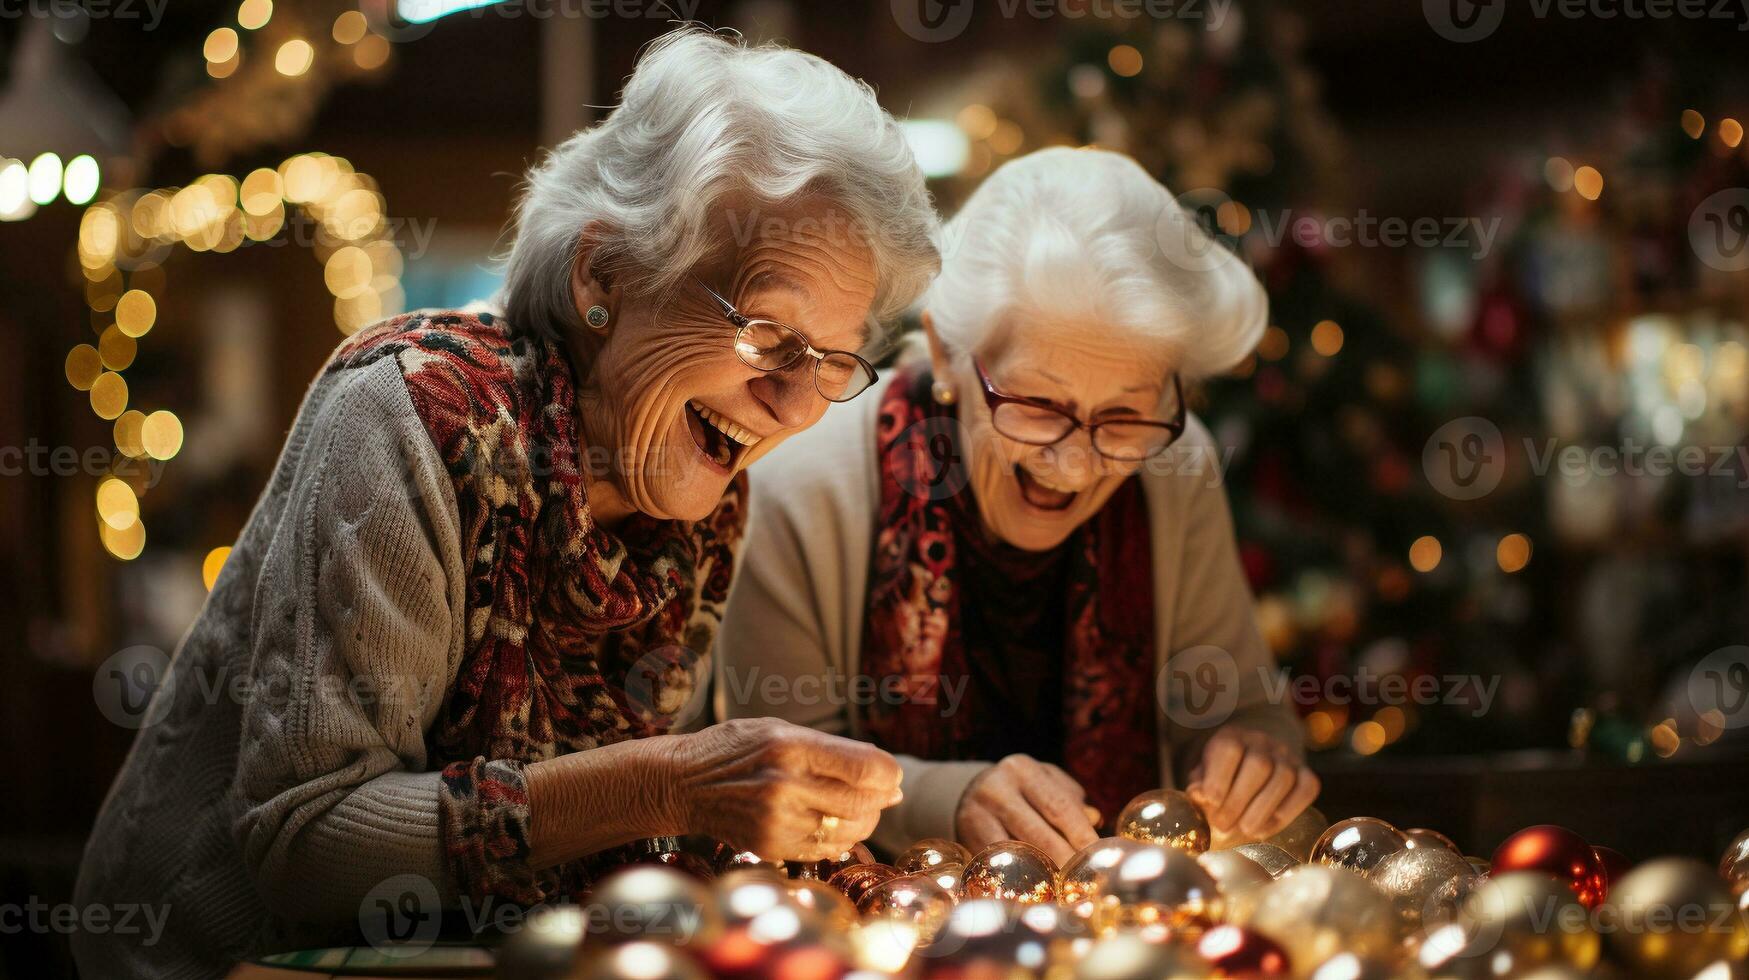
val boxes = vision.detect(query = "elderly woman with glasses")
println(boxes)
[717,147,1315,866]
[74,29,938,978]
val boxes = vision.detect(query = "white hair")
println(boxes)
[925,146,1266,379]
[501,27,940,340]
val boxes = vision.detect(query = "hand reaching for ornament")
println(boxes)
[955,754,1102,865]
[666,717,904,862]
[1186,727,1319,840]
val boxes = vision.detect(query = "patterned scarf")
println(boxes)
[859,368,1160,823]
[329,311,745,903]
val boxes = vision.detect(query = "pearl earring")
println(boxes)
[585,305,611,332]
[931,380,957,405]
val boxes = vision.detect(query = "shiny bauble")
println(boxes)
[858,872,956,944]
[1270,806,1329,863]
[1058,837,1148,920]
[1239,864,1401,971]
[1598,857,1749,979]
[912,898,1058,978]
[788,844,874,882]
[1402,828,1462,856]
[1721,828,1749,898]
[1197,923,1292,977]
[1463,855,1490,877]
[715,874,801,930]
[786,879,859,933]
[961,840,1059,905]
[701,921,849,980]
[897,837,974,874]
[495,905,586,980]
[1418,871,1599,977]
[1115,789,1212,855]
[1369,845,1480,933]
[1090,845,1225,939]
[588,865,722,946]
[1234,842,1300,878]
[928,861,965,898]
[1310,817,1407,877]
[628,837,717,879]
[1199,849,1275,898]
[827,862,899,906]
[711,841,786,877]
[1072,931,1214,980]
[574,940,709,980]
[1303,951,1410,979]
[1593,845,1631,889]
[1489,825,1607,909]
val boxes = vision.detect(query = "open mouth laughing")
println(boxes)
[1015,464,1077,511]
[685,400,762,472]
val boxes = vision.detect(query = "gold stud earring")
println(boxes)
[931,380,957,405]
[585,305,610,332]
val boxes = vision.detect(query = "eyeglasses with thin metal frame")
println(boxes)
[692,277,879,403]
[973,358,1187,462]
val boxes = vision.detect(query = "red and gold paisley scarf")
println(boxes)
[329,311,744,903]
[859,368,1159,823]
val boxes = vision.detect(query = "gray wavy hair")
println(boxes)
[501,27,941,341]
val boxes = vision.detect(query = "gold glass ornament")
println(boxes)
[1072,932,1214,980]
[1418,871,1599,977]
[1089,844,1225,940]
[858,872,956,944]
[1238,864,1401,969]
[1268,805,1327,863]
[918,899,1071,977]
[788,843,873,882]
[711,842,786,877]
[575,940,709,980]
[1233,842,1300,878]
[1310,817,1407,877]
[827,863,899,907]
[1722,828,1749,898]
[1403,827,1462,855]
[1463,855,1490,877]
[1369,845,1480,933]
[928,861,965,897]
[1115,789,1211,854]
[1058,837,1148,920]
[1198,848,1275,898]
[495,905,586,978]
[1599,857,1749,979]
[961,840,1059,905]
[897,837,973,874]
[786,879,858,933]
[589,865,722,945]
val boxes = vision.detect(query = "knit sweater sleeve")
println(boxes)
[233,356,469,920]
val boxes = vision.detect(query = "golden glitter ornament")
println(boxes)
[1234,842,1300,878]
[1115,789,1211,854]
[788,843,873,882]
[1089,844,1225,939]
[589,865,722,945]
[1310,817,1407,877]
[1599,858,1749,979]
[961,840,1060,905]
[785,879,858,933]
[1418,871,1599,977]
[1269,805,1328,862]
[1722,828,1749,898]
[575,940,709,980]
[1072,932,1214,980]
[897,837,973,874]
[858,872,956,944]
[928,862,965,897]
[1238,864,1401,970]
[1369,845,1479,933]
[1198,848,1275,897]
[828,863,899,907]
[1058,837,1149,920]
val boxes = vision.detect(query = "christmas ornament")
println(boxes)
[929,862,965,897]
[857,872,955,944]
[1721,828,1749,898]
[1270,806,1328,862]
[789,844,874,882]
[630,836,716,878]
[827,863,899,907]
[786,879,859,933]
[961,840,1059,905]
[1310,817,1407,877]
[897,837,972,874]
[712,842,786,877]
[1233,842,1300,878]
[1403,828,1462,855]
[1463,855,1490,877]
[495,905,585,979]
[715,876,795,929]
[1198,849,1275,897]
[1599,858,1749,979]
[1196,923,1292,977]
[1368,845,1479,932]
[1090,845,1225,939]
[1239,865,1400,970]
[1592,845,1631,888]
[575,940,709,980]
[1302,951,1400,979]
[1489,825,1607,908]
[1116,789,1212,854]
[918,899,1055,977]
[1059,837,1148,920]
[1072,932,1213,980]
[1419,871,1599,977]
[590,865,723,946]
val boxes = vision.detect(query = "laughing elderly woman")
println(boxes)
[718,147,1316,866]
[75,29,937,978]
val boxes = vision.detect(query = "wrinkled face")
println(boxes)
[575,202,878,522]
[939,315,1179,552]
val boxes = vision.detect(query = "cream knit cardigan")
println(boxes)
[715,384,1303,856]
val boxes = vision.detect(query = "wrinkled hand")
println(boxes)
[1186,728,1319,840]
[668,718,902,862]
[955,754,1101,866]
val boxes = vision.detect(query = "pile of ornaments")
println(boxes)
[500,791,1749,980]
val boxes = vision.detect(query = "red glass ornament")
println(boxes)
[1197,924,1291,977]
[1593,845,1630,888]
[1489,825,1608,909]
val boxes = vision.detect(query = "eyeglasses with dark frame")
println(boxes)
[692,277,879,403]
[974,358,1186,462]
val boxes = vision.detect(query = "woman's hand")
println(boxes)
[955,754,1101,866]
[1185,727,1319,841]
[666,717,903,862]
